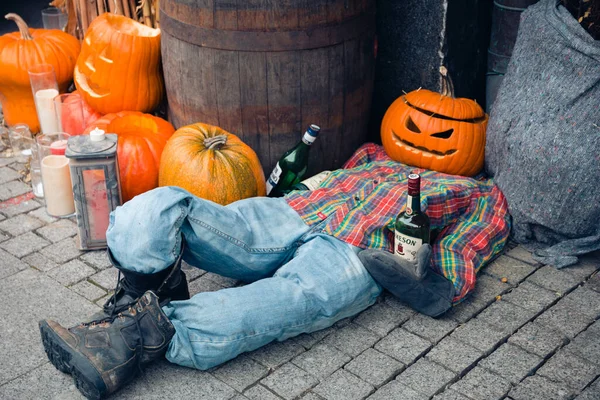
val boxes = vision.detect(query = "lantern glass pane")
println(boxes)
[82,169,110,242]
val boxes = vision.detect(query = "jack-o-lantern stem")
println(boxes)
[439,66,455,98]
[5,13,33,40]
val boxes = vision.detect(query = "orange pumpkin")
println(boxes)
[74,13,163,114]
[84,111,175,202]
[159,123,266,205]
[60,90,103,135]
[0,13,80,133]
[381,67,488,176]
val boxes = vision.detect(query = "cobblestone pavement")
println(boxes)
[0,158,599,400]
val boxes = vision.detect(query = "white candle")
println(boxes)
[41,155,75,217]
[35,88,59,134]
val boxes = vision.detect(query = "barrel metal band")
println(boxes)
[160,9,376,52]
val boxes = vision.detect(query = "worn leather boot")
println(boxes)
[100,243,190,318]
[39,291,175,400]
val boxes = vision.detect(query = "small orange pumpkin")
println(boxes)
[0,13,80,133]
[74,13,163,114]
[381,67,488,176]
[159,123,266,205]
[84,111,175,202]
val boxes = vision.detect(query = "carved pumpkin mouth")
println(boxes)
[392,129,457,156]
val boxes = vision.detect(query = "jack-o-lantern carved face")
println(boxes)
[381,68,488,176]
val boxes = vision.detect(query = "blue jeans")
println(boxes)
[106,187,381,370]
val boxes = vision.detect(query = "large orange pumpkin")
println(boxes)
[0,13,80,133]
[159,123,266,205]
[74,13,163,114]
[381,67,488,176]
[84,111,175,202]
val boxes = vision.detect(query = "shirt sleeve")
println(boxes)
[342,143,391,169]
[431,184,511,304]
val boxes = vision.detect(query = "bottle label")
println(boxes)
[302,131,317,145]
[266,162,282,195]
[299,171,331,190]
[394,230,423,263]
[406,195,414,215]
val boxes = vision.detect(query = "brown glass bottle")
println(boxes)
[394,174,430,262]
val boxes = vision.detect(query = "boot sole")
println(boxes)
[39,321,107,400]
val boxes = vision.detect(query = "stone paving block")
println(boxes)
[182,261,205,281]
[561,253,600,281]
[293,327,337,350]
[28,206,58,224]
[374,328,432,365]
[244,384,282,400]
[482,255,536,285]
[0,362,83,400]
[344,348,404,387]
[508,375,576,400]
[321,323,380,358]
[250,339,305,369]
[0,213,44,236]
[299,393,324,400]
[48,259,96,286]
[292,344,351,379]
[402,313,458,343]
[534,300,594,339]
[189,274,225,295]
[508,321,568,358]
[505,246,542,266]
[231,395,250,400]
[426,337,483,374]
[527,266,583,295]
[0,230,7,242]
[450,366,511,400]
[478,343,543,384]
[0,166,21,184]
[203,271,239,288]
[113,361,237,400]
[353,302,410,337]
[89,267,119,290]
[446,275,513,323]
[70,280,107,301]
[0,180,31,201]
[564,320,600,365]
[35,219,77,243]
[576,378,600,400]
[450,318,509,355]
[22,251,59,272]
[586,272,600,293]
[212,354,269,392]
[0,268,99,385]
[383,294,417,320]
[395,358,456,397]
[0,247,28,279]
[40,237,83,264]
[502,281,561,313]
[334,317,352,329]
[261,363,319,400]
[560,286,600,319]
[1,231,49,257]
[536,350,600,391]
[366,381,428,400]
[476,300,536,334]
[79,250,112,270]
[432,389,472,400]
[96,293,112,308]
[313,369,374,400]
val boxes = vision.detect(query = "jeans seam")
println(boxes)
[172,204,187,259]
[188,215,294,254]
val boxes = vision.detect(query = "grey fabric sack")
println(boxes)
[485,0,600,268]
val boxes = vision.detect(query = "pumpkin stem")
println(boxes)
[439,66,455,98]
[204,134,228,150]
[5,13,33,40]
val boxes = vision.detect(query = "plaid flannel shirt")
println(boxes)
[285,143,511,303]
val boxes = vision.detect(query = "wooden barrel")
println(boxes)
[160,0,377,175]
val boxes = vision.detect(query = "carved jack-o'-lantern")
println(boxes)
[381,67,488,176]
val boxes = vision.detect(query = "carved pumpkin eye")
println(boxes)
[430,129,454,139]
[405,116,421,133]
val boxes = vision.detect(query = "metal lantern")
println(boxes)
[65,128,122,250]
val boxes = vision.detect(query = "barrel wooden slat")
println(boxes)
[161,0,376,175]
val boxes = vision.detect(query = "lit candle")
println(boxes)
[34,88,60,134]
[49,139,68,155]
[40,155,75,217]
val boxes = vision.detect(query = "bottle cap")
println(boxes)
[89,127,106,142]
[307,124,320,137]
[407,173,421,195]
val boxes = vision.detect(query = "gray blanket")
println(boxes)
[485,0,600,268]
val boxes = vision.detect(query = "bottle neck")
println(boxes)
[301,130,318,146]
[405,191,421,215]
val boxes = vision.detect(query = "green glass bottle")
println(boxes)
[290,170,331,191]
[394,174,430,262]
[266,124,320,197]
